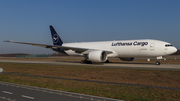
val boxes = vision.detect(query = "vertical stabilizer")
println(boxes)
[50,25,63,46]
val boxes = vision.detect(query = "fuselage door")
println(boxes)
[150,43,155,51]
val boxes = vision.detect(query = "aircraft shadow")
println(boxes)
[55,60,155,65]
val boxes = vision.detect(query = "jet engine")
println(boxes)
[119,57,135,61]
[88,50,107,62]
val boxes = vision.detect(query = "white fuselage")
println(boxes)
[63,39,177,58]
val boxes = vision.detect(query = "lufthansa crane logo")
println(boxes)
[53,34,59,43]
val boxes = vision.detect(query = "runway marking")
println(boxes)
[3,91,13,94]
[22,95,34,99]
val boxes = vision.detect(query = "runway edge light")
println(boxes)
[0,68,3,73]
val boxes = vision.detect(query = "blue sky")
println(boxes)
[0,0,180,54]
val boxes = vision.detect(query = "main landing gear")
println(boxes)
[81,59,110,64]
[104,60,110,63]
[81,55,92,64]
[81,60,92,64]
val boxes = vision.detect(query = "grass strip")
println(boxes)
[2,72,180,91]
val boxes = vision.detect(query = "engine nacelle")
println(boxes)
[119,57,135,61]
[88,50,107,62]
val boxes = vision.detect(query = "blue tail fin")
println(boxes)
[50,25,63,46]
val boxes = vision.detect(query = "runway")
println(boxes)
[0,81,122,101]
[0,59,180,71]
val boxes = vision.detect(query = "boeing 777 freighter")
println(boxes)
[4,25,177,65]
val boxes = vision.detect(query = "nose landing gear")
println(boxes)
[155,56,163,65]
[155,60,161,65]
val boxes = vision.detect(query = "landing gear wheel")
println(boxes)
[86,61,92,64]
[155,61,161,65]
[81,60,85,64]
[104,60,110,63]
[81,60,92,64]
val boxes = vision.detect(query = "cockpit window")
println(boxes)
[165,44,173,47]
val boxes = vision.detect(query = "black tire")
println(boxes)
[155,62,160,65]
[81,60,84,64]
[85,61,92,64]
[104,60,109,63]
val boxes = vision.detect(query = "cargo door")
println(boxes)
[150,43,155,51]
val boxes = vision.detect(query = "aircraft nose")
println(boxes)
[165,46,177,55]
[173,47,178,53]
[170,47,178,54]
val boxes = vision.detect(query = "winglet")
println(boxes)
[50,25,63,46]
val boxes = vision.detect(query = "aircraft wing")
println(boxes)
[3,41,113,54]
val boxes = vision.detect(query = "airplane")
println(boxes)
[4,25,177,65]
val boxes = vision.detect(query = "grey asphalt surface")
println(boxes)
[0,59,180,71]
[0,81,122,101]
